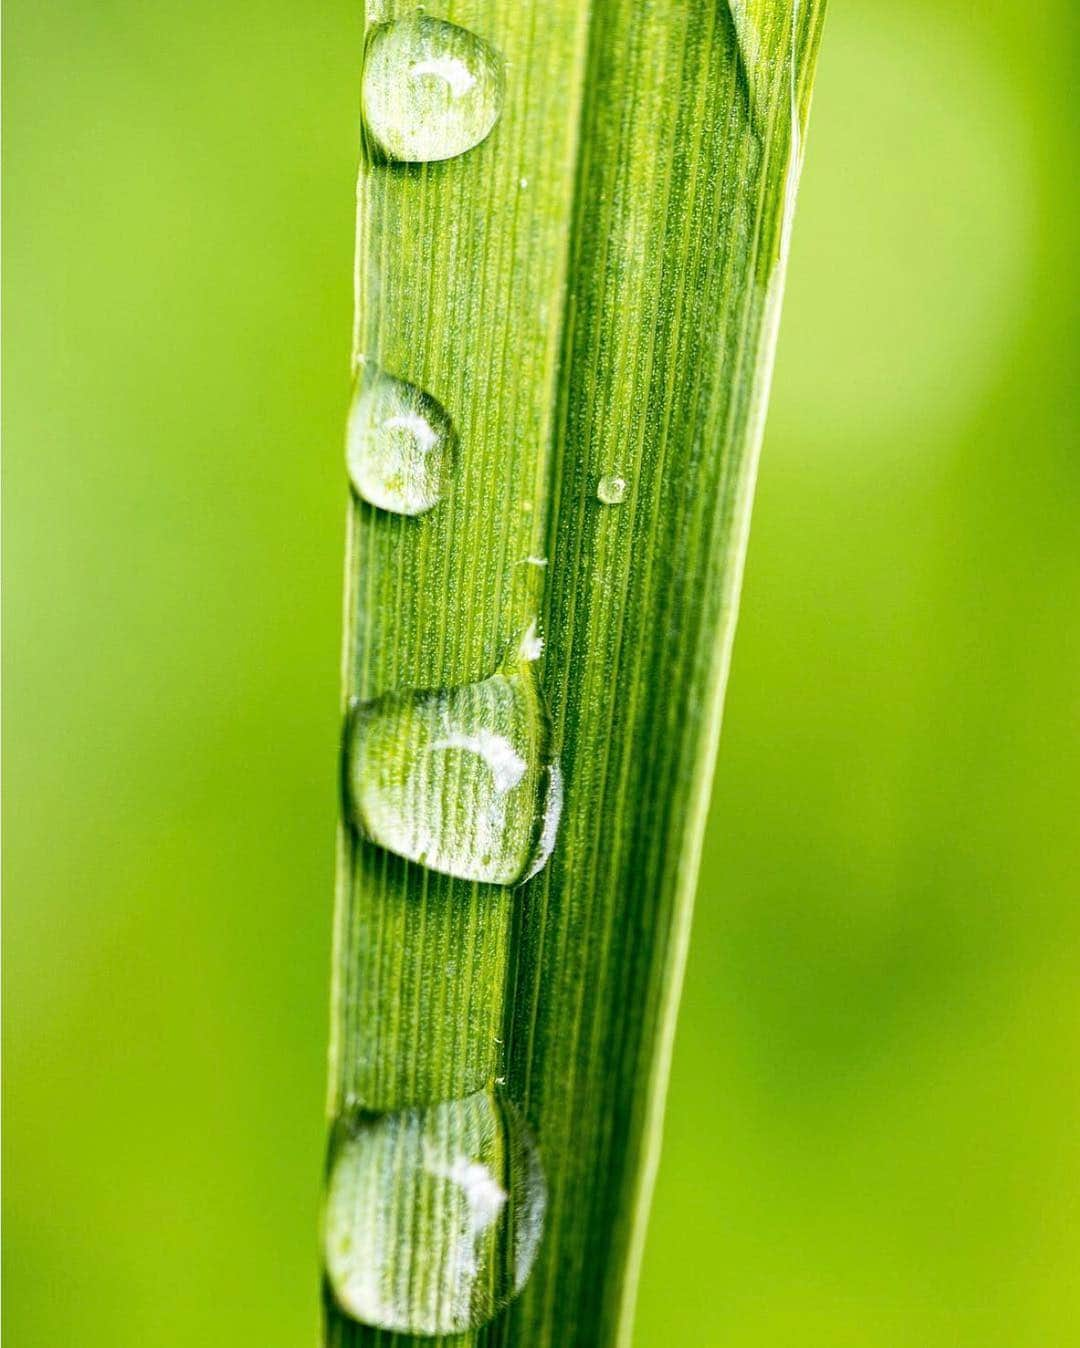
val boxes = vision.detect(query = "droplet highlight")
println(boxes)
[324,1089,546,1336]
[522,761,562,884]
[346,635,560,884]
[597,474,627,505]
[362,16,505,164]
[346,367,456,516]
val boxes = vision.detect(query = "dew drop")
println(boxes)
[517,619,544,662]
[324,1089,546,1335]
[597,474,627,505]
[362,15,505,164]
[345,633,561,884]
[346,366,456,516]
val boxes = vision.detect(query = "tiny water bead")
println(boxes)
[362,15,505,164]
[346,367,456,516]
[324,1089,546,1335]
[346,632,561,885]
[597,474,627,505]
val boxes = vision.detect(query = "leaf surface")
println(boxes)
[326,3,826,1343]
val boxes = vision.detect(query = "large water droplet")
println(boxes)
[597,474,627,505]
[346,635,560,885]
[346,367,456,516]
[324,1089,546,1335]
[362,16,505,164]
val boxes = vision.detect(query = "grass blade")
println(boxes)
[325,3,826,1344]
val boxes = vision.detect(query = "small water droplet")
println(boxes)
[597,474,627,505]
[362,16,505,164]
[518,619,544,662]
[346,366,456,516]
[324,1089,546,1335]
[346,636,561,884]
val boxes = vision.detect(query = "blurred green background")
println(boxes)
[4,1,1077,1344]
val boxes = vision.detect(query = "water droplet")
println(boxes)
[517,619,544,662]
[362,16,505,164]
[597,474,627,505]
[346,635,561,884]
[324,1089,546,1335]
[346,367,456,516]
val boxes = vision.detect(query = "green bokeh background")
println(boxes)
[4,2,1077,1344]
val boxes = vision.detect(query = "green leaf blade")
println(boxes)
[326,2,825,1344]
